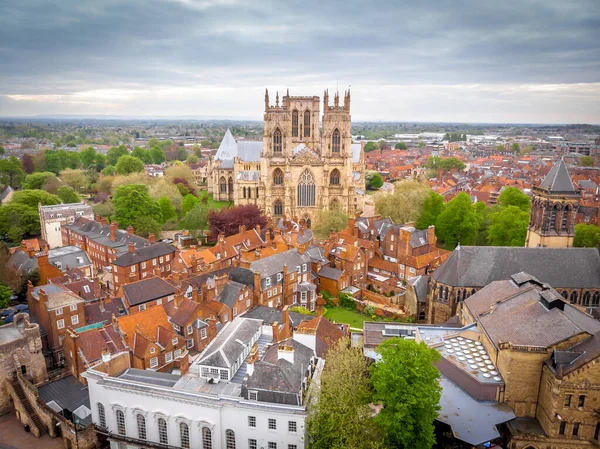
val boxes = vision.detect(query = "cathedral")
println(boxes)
[207,89,365,222]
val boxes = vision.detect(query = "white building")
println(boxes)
[39,202,94,248]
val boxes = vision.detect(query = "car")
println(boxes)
[161,238,174,244]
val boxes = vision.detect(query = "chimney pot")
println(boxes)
[110,221,118,241]
[148,233,156,243]
[127,225,134,236]
[128,242,135,253]
[239,225,246,234]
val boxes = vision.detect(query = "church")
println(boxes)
[207,89,365,222]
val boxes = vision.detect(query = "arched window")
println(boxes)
[561,290,568,299]
[583,291,591,306]
[256,187,259,198]
[570,291,578,304]
[225,429,236,449]
[115,410,126,436]
[243,187,246,199]
[137,414,147,440]
[97,403,106,428]
[304,110,311,138]
[297,170,316,207]
[247,187,251,199]
[273,168,284,185]
[219,176,227,193]
[180,422,190,449]
[444,287,449,302]
[228,177,233,193]
[419,311,426,321]
[456,290,462,303]
[158,418,168,444]
[292,110,299,137]
[593,291,600,306]
[562,206,570,231]
[332,129,341,153]
[550,204,559,230]
[438,286,443,301]
[330,169,340,185]
[202,427,212,449]
[273,128,282,153]
[273,200,283,216]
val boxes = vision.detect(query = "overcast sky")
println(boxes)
[1,0,599,123]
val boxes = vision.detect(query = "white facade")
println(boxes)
[85,370,307,449]
[39,202,94,248]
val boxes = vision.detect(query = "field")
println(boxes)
[324,308,371,330]
[198,190,231,211]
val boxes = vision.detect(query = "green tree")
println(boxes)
[186,154,199,164]
[177,146,188,161]
[366,171,384,190]
[150,147,166,164]
[131,147,153,164]
[0,202,42,239]
[580,156,594,167]
[182,194,200,216]
[80,147,97,167]
[574,223,600,248]
[22,172,58,190]
[157,197,177,222]
[418,141,425,149]
[395,142,408,150]
[0,156,26,188]
[497,186,531,212]
[435,192,480,247]
[56,186,81,203]
[371,338,441,449]
[307,337,387,449]
[496,144,505,152]
[487,205,529,246]
[364,142,378,152]
[374,180,431,224]
[92,201,113,219]
[101,165,117,176]
[416,191,445,229]
[0,283,12,309]
[11,189,61,208]
[59,168,89,193]
[95,153,107,171]
[112,184,162,228]
[115,155,145,175]
[312,209,349,239]
[106,145,129,166]
[424,156,466,172]
[510,142,521,154]
[181,203,209,231]
[131,216,162,238]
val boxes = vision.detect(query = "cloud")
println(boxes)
[0,0,599,122]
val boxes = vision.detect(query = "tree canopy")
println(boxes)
[208,204,267,237]
[374,180,432,224]
[11,189,61,208]
[574,223,600,248]
[496,186,531,212]
[366,171,384,190]
[115,155,145,175]
[112,184,162,228]
[0,156,26,188]
[394,142,408,150]
[106,145,129,166]
[22,172,59,190]
[131,216,162,238]
[435,192,480,247]
[157,197,177,222]
[424,156,466,172]
[131,147,153,164]
[416,191,444,229]
[56,186,81,204]
[487,205,529,246]
[150,147,166,164]
[364,141,378,152]
[371,338,441,449]
[312,209,349,239]
[580,156,594,167]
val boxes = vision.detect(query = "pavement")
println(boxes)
[0,412,64,449]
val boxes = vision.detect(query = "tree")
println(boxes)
[131,147,153,164]
[435,192,480,247]
[22,172,59,190]
[186,154,199,164]
[95,153,107,172]
[416,191,445,229]
[92,201,113,219]
[182,194,200,216]
[496,144,505,152]
[371,338,441,449]
[366,171,384,190]
[0,202,42,240]
[116,155,145,175]
[112,184,162,228]
[312,209,349,239]
[59,168,89,193]
[395,142,408,150]
[177,146,188,161]
[181,203,209,232]
[307,337,387,449]
[574,223,600,248]
[95,176,114,194]
[487,205,529,246]
[165,164,195,186]
[424,156,466,172]
[418,141,425,149]
[0,283,12,309]
[21,154,34,174]
[106,145,129,166]
[510,142,521,154]
[364,142,378,152]
[580,156,594,167]
[111,172,151,194]
[150,147,166,164]
[522,146,534,154]
[149,180,183,213]
[497,186,531,212]
[101,165,116,176]
[56,186,81,204]
[11,189,61,208]
[157,197,177,222]
[80,147,97,167]
[131,216,162,238]
[0,156,26,188]
[208,205,267,237]
[374,180,431,224]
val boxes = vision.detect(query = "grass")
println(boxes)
[324,308,371,330]
[198,190,232,211]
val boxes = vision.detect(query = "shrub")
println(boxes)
[338,292,356,310]
[364,305,376,316]
[289,306,315,315]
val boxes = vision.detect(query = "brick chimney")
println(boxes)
[148,233,156,243]
[253,271,262,305]
[128,242,135,253]
[255,248,261,260]
[101,217,107,226]
[127,225,134,236]
[110,221,118,241]
[255,224,261,235]
[95,214,102,222]
[272,321,280,342]
[427,225,437,247]
[239,224,246,234]
[316,294,325,317]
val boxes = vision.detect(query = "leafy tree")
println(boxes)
[366,171,384,190]
[149,180,183,213]
[95,176,114,194]
[443,132,467,142]
[510,142,521,154]
[208,205,267,238]
[0,156,26,188]
[22,172,58,190]
[487,205,529,246]
[0,283,12,309]
[112,184,162,228]
[424,156,466,172]
[186,154,199,164]
[56,186,81,203]
[21,154,34,174]
[0,202,42,239]
[0,146,4,155]
[131,216,162,238]
[59,168,89,193]
[371,338,441,449]
[131,147,153,164]
[580,156,594,167]
[307,337,387,449]
[418,141,425,149]
[147,138,161,148]
[574,223,600,248]
[176,146,188,161]
[522,146,534,154]
[157,197,177,222]
[101,165,116,176]
[95,153,107,172]
[106,145,129,166]
[182,194,200,216]
[496,144,505,152]
[181,203,209,231]
[177,183,191,197]
[364,142,378,152]
[11,189,61,208]
[115,155,145,175]
[416,191,445,229]
[92,201,113,219]
[374,180,431,224]
[312,209,349,239]
[497,186,530,212]
[395,142,408,150]
[165,164,195,186]
[150,147,166,164]
[80,147,97,167]
[435,192,479,247]
[111,172,151,193]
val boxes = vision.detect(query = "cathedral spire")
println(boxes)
[276,91,279,107]
[265,88,269,110]
[539,157,575,193]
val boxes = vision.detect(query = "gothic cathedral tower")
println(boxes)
[525,158,581,248]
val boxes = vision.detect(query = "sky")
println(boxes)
[0,0,599,123]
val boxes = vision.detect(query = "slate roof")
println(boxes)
[48,246,91,270]
[229,267,254,287]
[408,275,429,303]
[214,129,262,163]
[216,281,246,309]
[318,266,344,280]
[0,186,14,203]
[113,242,175,267]
[117,368,180,387]
[241,306,309,327]
[432,246,600,289]
[549,331,600,376]
[122,277,176,306]
[250,249,311,278]
[38,375,92,425]
[539,158,575,192]
[84,297,127,326]
[214,129,237,160]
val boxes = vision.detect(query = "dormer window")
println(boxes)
[172,337,178,345]
[150,347,155,354]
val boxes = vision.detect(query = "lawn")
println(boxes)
[324,308,370,330]
[198,190,232,211]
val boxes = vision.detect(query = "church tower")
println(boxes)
[525,158,581,248]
